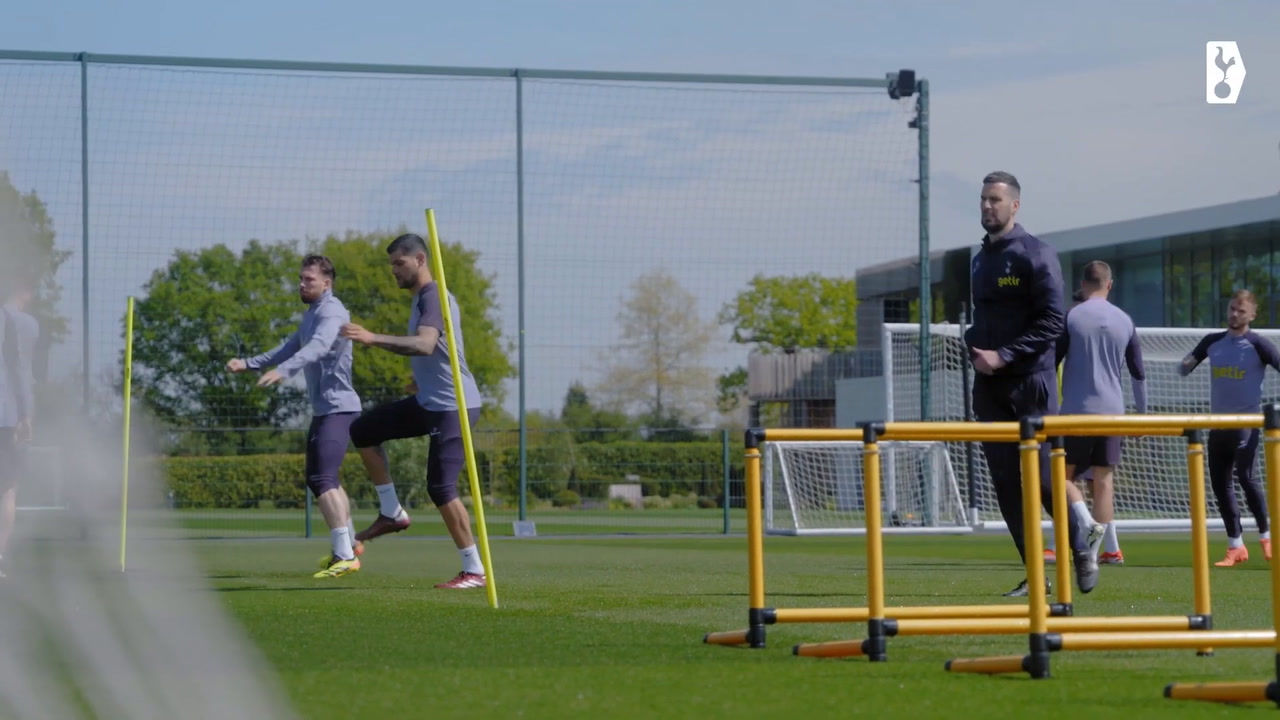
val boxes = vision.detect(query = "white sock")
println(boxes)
[348,519,357,541]
[1262,531,1271,541]
[1228,535,1245,549]
[459,545,484,575]
[376,484,404,519]
[1071,501,1095,528]
[1045,533,1055,551]
[331,527,355,561]
[1104,523,1121,553]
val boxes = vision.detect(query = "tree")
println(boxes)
[310,231,514,407]
[131,240,306,453]
[130,231,513,454]
[595,268,719,428]
[719,273,859,352]
[716,273,859,411]
[560,381,637,443]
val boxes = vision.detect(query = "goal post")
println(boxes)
[764,439,971,536]
[882,322,1280,533]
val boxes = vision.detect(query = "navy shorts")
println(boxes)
[304,412,358,497]
[350,398,482,506]
[1064,435,1122,469]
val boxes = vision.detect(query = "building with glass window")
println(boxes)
[744,193,1280,428]
[856,193,1280,343]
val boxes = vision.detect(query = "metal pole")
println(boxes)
[722,428,731,534]
[79,53,91,408]
[916,78,931,421]
[515,71,528,522]
[961,302,978,525]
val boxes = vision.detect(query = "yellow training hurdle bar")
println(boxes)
[703,420,1177,653]
[947,407,1280,703]
[788,419,1211,661]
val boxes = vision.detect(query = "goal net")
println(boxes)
[883,322,1280,532]
[764,440,969,535]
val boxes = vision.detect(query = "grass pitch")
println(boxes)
[167,532,1280,719]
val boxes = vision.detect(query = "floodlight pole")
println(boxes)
[888,70,930,421]
[916,79,930,421]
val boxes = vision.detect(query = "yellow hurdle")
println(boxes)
[944,407,1280,704]
[1056,630,1274,651]
[704,421,1078,654]
[772,605,1048,623]
[707,406,1280,707]
[1164,406,1280,707]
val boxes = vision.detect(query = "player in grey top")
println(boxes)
[0,271,39,577]
[226,255,365,578]
[1180,289,1280,567]
[341,233,487,590]
[1054,261,1146,564]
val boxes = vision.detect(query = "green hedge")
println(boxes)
[155,440,744,509]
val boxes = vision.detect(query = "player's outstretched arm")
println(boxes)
[340,323,438,357]
[274,308,345,376]
[1179,333,1215,377]
[233,333,301,374]
[1253,335,1280,374]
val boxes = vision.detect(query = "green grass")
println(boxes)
[123,507,749,538]
[169,532,1280,719]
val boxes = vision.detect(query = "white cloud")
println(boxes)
[930,40,1280,248]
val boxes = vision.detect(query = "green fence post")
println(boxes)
[722,428,731,534]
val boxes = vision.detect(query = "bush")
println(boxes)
[149,439,744,509]
[552,489,581,508]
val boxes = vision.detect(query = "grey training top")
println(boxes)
[1056,298,1147,415]
[1183,330,1280,413]
[246,290,362,416]
[409,283,482,412]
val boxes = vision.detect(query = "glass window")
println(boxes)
[1117,255,1164,326]
[1243,237,1272,326]
[1192,244,1216,326]
[1215,231,1244,301]
[1166,234,1193,254]
[1164,249,1191,326]
[1116,237,1165,258]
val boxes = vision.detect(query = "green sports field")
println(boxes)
[168,532,1280,719]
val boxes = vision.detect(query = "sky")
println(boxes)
[1,1,1278,419]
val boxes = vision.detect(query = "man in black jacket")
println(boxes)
[965,171,1098,597]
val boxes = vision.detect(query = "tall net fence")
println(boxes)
[0,53,921,537]
[885,323,1280,529]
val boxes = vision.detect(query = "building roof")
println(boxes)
[1039,193,1280,254]
[855,194,1280,298]
[855,249,952,300]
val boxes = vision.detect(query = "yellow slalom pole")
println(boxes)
[119,296,135,573]
[425,209,498,609]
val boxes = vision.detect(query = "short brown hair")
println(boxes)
[982,171,1021,195]
[1231,289,1258,308]
[1082,260,1112,288]
[302,254,335,280]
